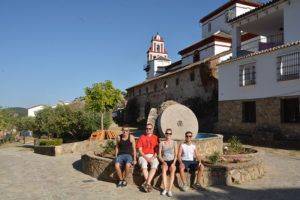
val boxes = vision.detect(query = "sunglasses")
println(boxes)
[186,135,192,138]
[146,128,152,130]
[165,132,172,135]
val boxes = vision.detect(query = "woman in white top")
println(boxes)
[158,128,177,197]
[178,131,204,191]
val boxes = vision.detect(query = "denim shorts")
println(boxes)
[115,154,133,165]
[182,160,199,171]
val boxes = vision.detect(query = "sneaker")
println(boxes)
[182,184,189,192]
[117,180,123,188]
[167,191,173,197]
[122,180,127,187]
[161,189,167,196]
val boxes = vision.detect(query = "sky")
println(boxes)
[0,0,243,108]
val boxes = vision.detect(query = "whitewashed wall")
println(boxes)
[284,0,300,43]
[201,3,256,39]
[219,45,300,101]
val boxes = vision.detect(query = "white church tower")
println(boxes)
[144,33,171,79]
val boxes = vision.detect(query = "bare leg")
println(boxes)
[162,164,168,190]
[142,168,149,181]
[197,164,204,185]
[115,163,123,181]
[146,168,157,185]
[179,164,187,185]
[124,163,132,181]
[168,165,176,191]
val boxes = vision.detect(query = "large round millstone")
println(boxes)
[158,104,198,140]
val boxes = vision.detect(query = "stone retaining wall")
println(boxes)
[81,149,264,188]
[217,96,300,140]
[34,140,107,156]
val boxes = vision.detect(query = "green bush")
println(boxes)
[39,138,63,146]
[228,136,243,153]
[102,140,116,155]
[208,151,221,165]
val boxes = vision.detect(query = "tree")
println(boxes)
[15,117,36,132]
[85,80,123,131]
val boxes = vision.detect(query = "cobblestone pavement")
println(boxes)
[0,145,299,200]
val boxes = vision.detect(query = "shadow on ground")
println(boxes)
[175,186,300,200]
[72,159,82,171]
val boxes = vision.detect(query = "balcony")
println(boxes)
[238,33,284,57]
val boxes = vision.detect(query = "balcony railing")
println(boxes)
[238,33,284,57]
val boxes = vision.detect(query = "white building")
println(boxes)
[218,0,300,139]
[127,0,261,121]
[28,105,46,117]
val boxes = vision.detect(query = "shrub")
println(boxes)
[208,151,221,165]
[228,136,243,153]
[102,140,116,155]
[39,138,63,146]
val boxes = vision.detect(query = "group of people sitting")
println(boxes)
[114,123,204,197]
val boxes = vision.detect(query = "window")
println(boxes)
[176,78,180,85]
[277,52,300,81]
[157,44,160,52]
[239,63,256,87]
[281,98,300,123]
[242,101,256,123]
[208,22,211,32]
[193,50,200,62]
[190,71,195,81]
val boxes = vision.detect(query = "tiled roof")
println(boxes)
[218,41,300,65]
[126,50,231,90]
[228,0,283,23]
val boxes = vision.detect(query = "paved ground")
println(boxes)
[0,144,299,200]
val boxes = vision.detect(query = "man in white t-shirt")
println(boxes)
[178,131,204,191]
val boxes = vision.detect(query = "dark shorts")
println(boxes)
[115,154,133,166]
[182,160,199,171]
[165,160,175,167]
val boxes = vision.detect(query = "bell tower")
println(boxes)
[144,33,171,79]
[147,33,168,62]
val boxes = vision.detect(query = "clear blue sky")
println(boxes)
[0,0,234,108]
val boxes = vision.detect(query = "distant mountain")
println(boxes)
[4,107,28,117]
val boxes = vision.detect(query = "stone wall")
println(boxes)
[34,140,107,156]
[217,96,300,139]
[81,147,263,188]
[126,61,218,121]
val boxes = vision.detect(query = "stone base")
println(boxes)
[81,149,264,188]
[218,96,300,140]
[34,140,107,156]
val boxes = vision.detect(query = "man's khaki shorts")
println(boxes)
[138,154,159,169]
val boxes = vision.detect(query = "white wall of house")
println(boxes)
[28,105,46,117]
[201,3,256,39]
[284,0,300,43]
[219,45,300,101]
